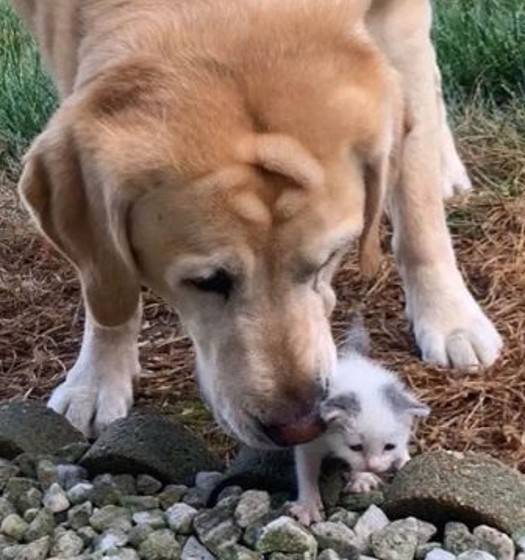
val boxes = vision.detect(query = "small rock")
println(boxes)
[193,503,242,553]
[94,528,129,553]
[353,505,390,552]
[56,464,88,490]
[268,555,305,560]
[415,542,441,560]
[195,471,224,492]
[328,509,360,529]
[17,488,42,513]
[457,552,497,560]
[3,477,37,509]
[219,543,262,560]
[42,482,70,513]
[311,521,359,559]
[54,441,91,464]
[412,519,438,545]
[138,528,181,560]
[114,474,138,496]
[426,549,456,560]
[340,491,385,511]
[235,491,271,528]
[517,554,525,560]
[122,495,161,512]
[0,402,85,459]
[256,516,317,556]
[13,536,51,560]
[444,523,480,555]
[0,498,16,524]
[318,551,341,560]
[24,508,55,541]
[473,525,515,560]
[182,488,208,509]
[76,525,98,546]
[132,509,166,529]
[106,548,141,560]
[128,524,155,547]
[137,474,163,496]
[217,487,244,504]
[370,518,419,560]
[90,505,132,532]
[51,529,85,557]
[1,514,28,541]
[0,462,20,492]
[13,454,40,479]
[67,481,94,505]
[23,509,39,523]
[67,501,93,529]
[36,460,59,490]
[80,413,222,486]
[181,536,216,560]
[166,503,198,534]
[92,474,122,507]
[158,485,188,510]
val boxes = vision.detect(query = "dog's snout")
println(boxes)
[261,412,326,446]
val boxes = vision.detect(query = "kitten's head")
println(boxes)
[322,357,429,475]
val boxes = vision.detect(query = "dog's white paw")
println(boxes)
[345,472,383,494]
[441,158,473,199]
[288,499,323,526]
[408,271,503,369]
[48,371,134,438]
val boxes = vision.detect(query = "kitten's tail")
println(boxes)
[341,311,370,356]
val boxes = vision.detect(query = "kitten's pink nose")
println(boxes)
[366,458,386,473]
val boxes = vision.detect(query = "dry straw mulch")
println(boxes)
[1,105,524,468]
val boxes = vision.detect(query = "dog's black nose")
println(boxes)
[261,412,326,447]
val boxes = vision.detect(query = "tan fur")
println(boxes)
[11,0,501,443]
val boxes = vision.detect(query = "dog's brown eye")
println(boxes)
[185,269,234,300]
[384,443,396,451]
[350,444,363,452]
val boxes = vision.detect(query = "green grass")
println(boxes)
[0,0,523,173]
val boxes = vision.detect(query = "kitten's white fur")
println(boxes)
[290,351,429,525]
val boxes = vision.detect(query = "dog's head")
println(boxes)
[19,49,400,447]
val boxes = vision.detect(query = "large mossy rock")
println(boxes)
[384,451,525,534]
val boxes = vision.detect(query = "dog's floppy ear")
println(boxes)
[18,103,141,327]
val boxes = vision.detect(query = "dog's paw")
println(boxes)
[409,274,503,370]
[441,159,473,199]
[345,472,383,494]
[288,499,323,526]
[48,372,134,438]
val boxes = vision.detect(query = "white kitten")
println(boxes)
[290,349,430,525]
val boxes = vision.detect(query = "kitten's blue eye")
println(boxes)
[350,444,363,452]
[384,443,396,451]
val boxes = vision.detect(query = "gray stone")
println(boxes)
[42,482,69,513]
[24,508,55,541]
[414,542,441,560]
[517,554,525,560]
[0,498,16,525]
[36,460,59,490]
[56,464,88,490]
[81,414,222,485]
[457,552,496,560]
[94,528,129,553]
[181,536,216,560]
[89,505,132,532]
[0,462,20,492]
[166,503,198,534]
[193,503,242,553]
[67,481,94,505]
[384,451,525,534]
[256,516,317,556]
[195,472,224,492]
[10,536,50,560]
[138,529,181,560]
[370,518,419,560]
[92,474,122,507]
[106,547,141,560]
[514,531,525,552]
[341,491,385,511]
[3,478,38,510]
[219,543,262,560]
[328,509,360,529]
[426,550,456,560]
[318,550,341,560]
[51,530,85,557]
[17,488,42,514]
[133,509,166,529]
[412,519,437,545]
[23,509,39,523]
[268,555,305,560]
[1,514,28,541]
[0,402,85,459]
[137,475,163,496]
[128,524,155,547]
[114,474,138,496]
[122,496,161,512]
[54,441,91,464]
[158,485,188,510]
[444,523,480,556]
[234,491,271,528]
[216,487,243,504]
[182,488,208,509]
[76,525,98,546]
[473,526,515,560]
[68,501,93,529]
[353,505,390,552]
[311,521,359,559]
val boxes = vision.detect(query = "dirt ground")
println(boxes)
[1,114,524,467]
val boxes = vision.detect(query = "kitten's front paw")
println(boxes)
[345,472,383,494]
[288,500,323,526]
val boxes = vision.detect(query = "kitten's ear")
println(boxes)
[383,383,430,418]
[321,392,361,424]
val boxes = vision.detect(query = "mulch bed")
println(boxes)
[1,107,524,468]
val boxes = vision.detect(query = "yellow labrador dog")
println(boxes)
[11,0,501,447]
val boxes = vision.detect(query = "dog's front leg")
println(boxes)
[48,302,141,438]
[289,444,324,526]
[370,1,502,369]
